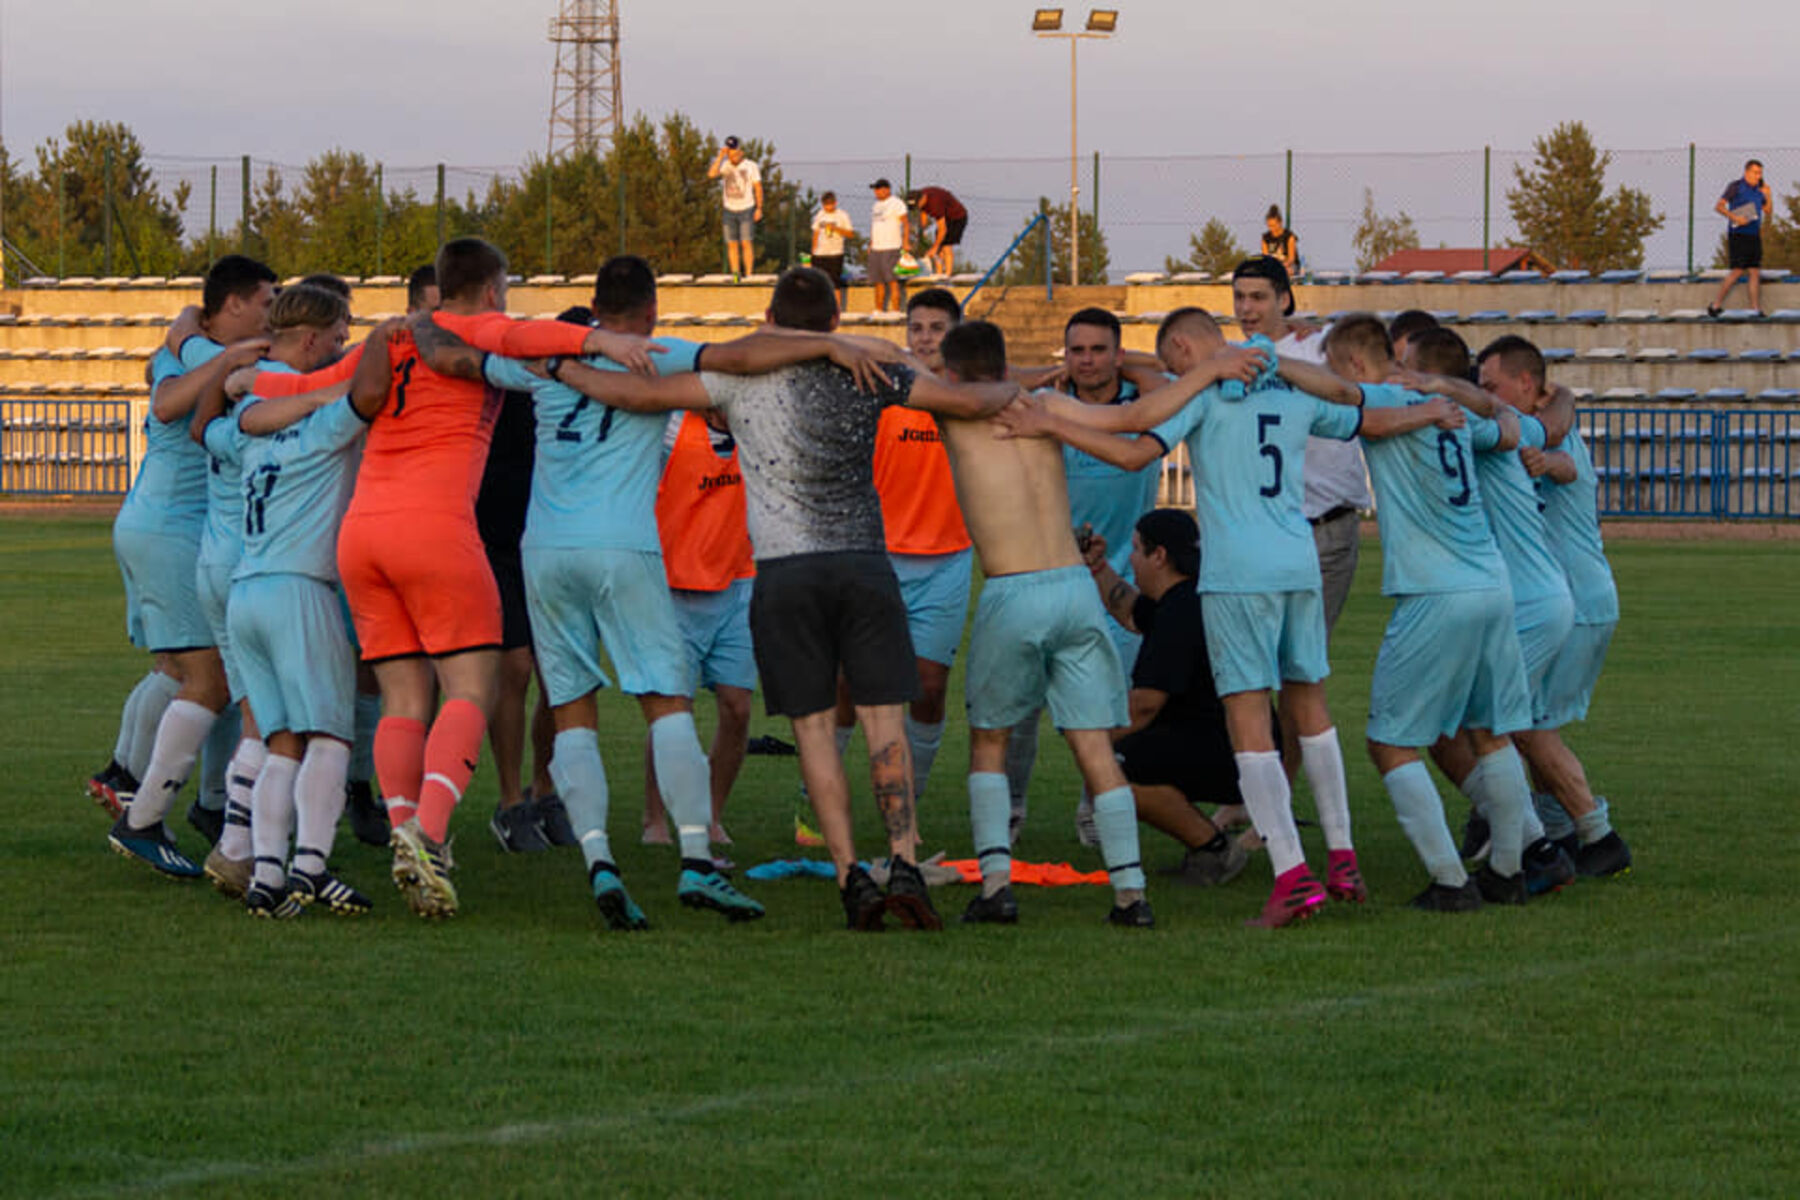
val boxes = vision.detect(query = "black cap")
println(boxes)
[870,178,892,190]
[723,135,740,149]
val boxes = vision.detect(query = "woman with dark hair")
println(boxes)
[1262,205,1299,275]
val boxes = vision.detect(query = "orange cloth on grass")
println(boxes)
[938,859,1113,886]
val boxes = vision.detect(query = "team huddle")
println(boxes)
[88,243,1630,933]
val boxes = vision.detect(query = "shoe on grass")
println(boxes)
[490,800,551,853]
[841,864,886,932]
[1576,831,1633,878]
[678,866,765,922]
[960,885,1020,925]
[1408,878,1484,913]
[203,846,252,899]
[591,863,650,931]
[882,857,944,931]
[108,814,200,879]
[1164,839,1249,888]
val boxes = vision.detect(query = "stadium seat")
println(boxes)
[1541,347,1577,362]
[1308,270,1350,284]
[1450,270,1493,282]
[1516,309,1559,322]
[1616,308,1663,321]
[837,312,871,326]
[1740,349,1782,362]
[1123,272,1167,285]
[1569,386,1595,400]
[525,275,565,286]
[1767,309,1800,322]
[1403,270,1445,283]
[1668,308,1708,322]
[1566,309,1609,323]
[567,274,598,287]
[1760,267,1791,281]
[1137,310,1170,326]
[1581,347,1628,361]
[1601,386,1648,400]
[699,311,743,325]
[1167,271,1211,284]
[655,274,696,285]
[361,275,402,286]
[656,312,697,326]
[1698,268,1731,282]
[1704,387,1749,401]
[1356,271,1400,284]
[696,274,736,285]
[1551,270,1591,283]
[1500,269,1544,283]
[1687,348,1730,362]
[1653,387,1699,402]
[1645,268,1688,284]
[741,274,779,285]
[1599,269,1645,284]
[168,276,205,287]
[868,312,905,324]
[1466,310,1509,322]
[1756,388,1800,401]
[1636,348,1680,361]
[947,273,983,285]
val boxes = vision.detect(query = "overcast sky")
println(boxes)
[6,1,1796,271]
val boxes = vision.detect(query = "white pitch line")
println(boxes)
[74,925,1794,1197]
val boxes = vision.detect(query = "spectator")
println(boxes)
[811,191,856,310]
[1709,159,1774,317]
[906,185,968,276]
[708,136,764,278]
[868,178,909,313]
[1262,205,1299,276]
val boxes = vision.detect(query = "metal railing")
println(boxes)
[960,207,1052,314]
[0,399,135,496]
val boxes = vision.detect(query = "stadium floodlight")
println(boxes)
[1031,8,1118,285]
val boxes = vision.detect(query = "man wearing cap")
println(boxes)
[869,179,910,313]
[907,186,968,277]
[1232,256,1367,637]
[709,138,764,278]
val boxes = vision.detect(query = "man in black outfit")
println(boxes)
[1085,508,1250,886]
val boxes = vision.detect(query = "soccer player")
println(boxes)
[227,291,394,916]
[531,267,1024,931]
[106,255,276,877]
[1008,307,1162,844]
[1477,336,1632,878]
[1280,314,1537,910]
[184,284,356,898]
[1004,309,1447,925]
[929,320,1151,926]
[642,405,754,851]
[246,237,662,918]
[1394,329,1581,895]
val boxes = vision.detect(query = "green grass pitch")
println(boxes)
[4,513,1799,1197]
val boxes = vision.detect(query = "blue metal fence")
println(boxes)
[1,399,133,496]
[1580,407,1800,518]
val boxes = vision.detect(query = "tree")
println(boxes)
[1507,121,1664,271]
[8,121,188,276]
[1164,217,1247,276]
[1002,199,1110,286]
[1351,188,1419,273]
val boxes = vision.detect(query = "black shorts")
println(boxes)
[1728,232,1763,270]
[485,548,533,651]
[1116,722,1240,805]
[750,551,917,717]
[941,217,967,247]
[814,254,845,285]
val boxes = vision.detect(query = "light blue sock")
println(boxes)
[550,729,611,871]
[1575,795,1613,844]
[349,692,381,784]
[968,772,1011,894]
[123,671,180,780]
[1534,790,1576,841]
[1465,746,1529,877]
[1520,798,1546,843]
[906,714,944,803]
[197,704,240,813]
[112,672,156,765]
[650,712,712,863]
[1383,761,1466,887]
[1092,786,1145,893]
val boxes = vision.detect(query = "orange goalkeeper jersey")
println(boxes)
[871,406,970,555]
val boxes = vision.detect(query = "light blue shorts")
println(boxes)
[524,545,692,706]
[1201,588,1331,697]
[228,573,356,740]
[1535,620,1615,730]
[673,577,757,693]
[114,523,210,652]
[965,565,1129,732]
[1368,588,1532,748]
[1107,622,1142,675]
[337,585,362,657]
[891,548,974,667]
[1513,591,1576,724]
[195,560,245,703]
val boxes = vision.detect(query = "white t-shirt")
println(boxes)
[870,196,908,251]
[812,208,854,256]
[1278,327,1372,517]
[719,159,761,212]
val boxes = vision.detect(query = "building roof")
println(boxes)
[1371,247,1553,275]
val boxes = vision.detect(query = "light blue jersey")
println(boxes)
[117,335,221,536]
[484,337,705,552]
[1468,413,1572,610]
[1359,383,1508,596]
[234,399,370,584]
[1149,382,1361,593]
[1062,380,1159,582]
[1535,428,1620,624]
[199,358,294,571]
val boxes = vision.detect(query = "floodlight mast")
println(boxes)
[1032,8,1116,286]
[548,0,622,158]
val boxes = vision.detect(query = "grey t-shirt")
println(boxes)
[701,359,916,561]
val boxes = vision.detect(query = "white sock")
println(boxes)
[292,739,352,876]
[650,713,712,863]
[1384,760,1466,887]
[218,736,266,861]
[122,671,181,781]
[1299,728,1353,852]
[1235,750,1305,876]
[906,714,945,804]
[250,753,300,888]
[128,699,217,828]
[1464,746,1530,876]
